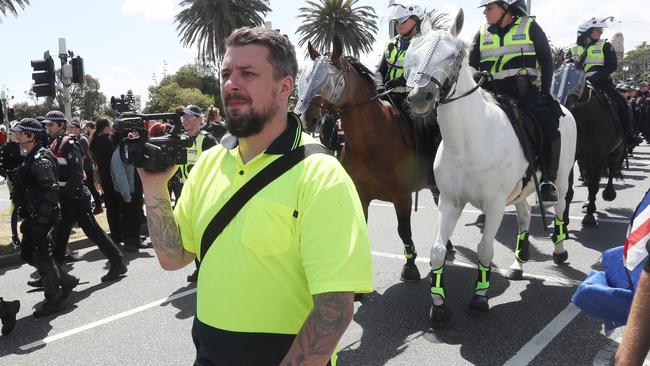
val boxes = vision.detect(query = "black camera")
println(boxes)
[114,112,193,172]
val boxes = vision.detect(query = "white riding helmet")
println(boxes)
[578,16,615,34]
[478,0,528,15]
[386,1,424,24]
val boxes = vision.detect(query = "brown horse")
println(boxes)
[298,37,440,282]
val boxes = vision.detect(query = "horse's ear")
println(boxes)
[449,9,464,37]
[331,36,343,62]
[308,41,320,60]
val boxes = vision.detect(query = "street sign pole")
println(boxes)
[58,38,72,119]
[527,0,532,13]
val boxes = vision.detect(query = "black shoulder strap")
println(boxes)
[199,144,330,260]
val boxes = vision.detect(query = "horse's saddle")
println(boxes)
[494,95,544,183]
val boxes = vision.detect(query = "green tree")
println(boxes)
[0,0,29,20]
[12,102,53,121]
[125,89,136,111]
[297,0,378,58]
[144,82,213,113]
[614,42,650,81]
[551,46,566,70]
[175,0,271,65]
[425,9,450,31]
[54,74,107,120]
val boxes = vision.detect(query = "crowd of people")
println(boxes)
[1,0,650,364]
[0,104,227,333]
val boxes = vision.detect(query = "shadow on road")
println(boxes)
[161,284,196,320]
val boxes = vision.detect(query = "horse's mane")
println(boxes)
[343,56,377,94]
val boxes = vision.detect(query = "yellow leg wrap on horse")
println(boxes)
[475,262,491,291]
[553,217,566,245]
[430,266,445,300]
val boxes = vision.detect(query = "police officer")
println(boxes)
[376,1,425,110]
[178,105,217,283]
[10,118,78,317]
[43,111,127,282]
[202,106,227,142]
[469,0,560,203]
[0,124,23,246]
[567,17,641,146]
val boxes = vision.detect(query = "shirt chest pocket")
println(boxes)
[240,198,296,256]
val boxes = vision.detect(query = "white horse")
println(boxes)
[404,10,577,328]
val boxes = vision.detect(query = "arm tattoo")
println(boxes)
[145,196,183,260]
[281,292,353,366]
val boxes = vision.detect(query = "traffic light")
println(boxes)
[71,56,84,84]
[31,51,56,98]
[110,96,130,113]
[7,108,15,121]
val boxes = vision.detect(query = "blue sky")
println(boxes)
[1,0,649,107]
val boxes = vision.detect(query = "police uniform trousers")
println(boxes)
[53,185,123,265]
[20,219,69,302]
[514,87,561,182]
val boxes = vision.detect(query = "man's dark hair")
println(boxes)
[226,27,298,81]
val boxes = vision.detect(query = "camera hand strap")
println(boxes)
[199,144,330,261]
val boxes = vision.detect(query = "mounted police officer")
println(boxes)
[469,0,560,203]
[10,118,79,317]
[567,17,641,146]
[376,1,425,111]
[43,111,127,283]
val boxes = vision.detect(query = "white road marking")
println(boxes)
[369,202,631,225]
[19,288,197,351]
[18,250,582,350]
[503,303,582,366]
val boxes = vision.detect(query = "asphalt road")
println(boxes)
[0,144,649,366]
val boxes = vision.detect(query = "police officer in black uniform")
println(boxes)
[43,111,127,282]
[470,0,560,203]
[10,118,79,317]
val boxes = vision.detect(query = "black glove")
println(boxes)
[385,76,407,90]
[473,71,492,84]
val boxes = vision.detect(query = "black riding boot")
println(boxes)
[0,298,20,336]
[540,137,561,204]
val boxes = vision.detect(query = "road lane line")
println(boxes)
[503,303,581,366]
[19,288,197,351]
[19,250,581,351]
[369,202,631,225]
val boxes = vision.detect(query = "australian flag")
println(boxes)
[624,188,650,271]
[573,188,650,332]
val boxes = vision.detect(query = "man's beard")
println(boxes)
[224,95,278,138]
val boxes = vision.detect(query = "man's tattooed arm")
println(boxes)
[280,292,354,366]
[144,193,194,270]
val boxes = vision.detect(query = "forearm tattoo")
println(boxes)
[281,292,353,366]
[145,196,183,260]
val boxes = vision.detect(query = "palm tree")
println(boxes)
[551,46,566,70]
[425,8,450,31]
[0,0,29,20]
[175,0,271,65]
[297,0,378,59]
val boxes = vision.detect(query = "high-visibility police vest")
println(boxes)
[179,131,208,182]
[384,36,413,93]
[478,16,540,80]
[569,40,605,78]
[50,134,82,188]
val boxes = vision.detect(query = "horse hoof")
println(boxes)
[602,188,616,202]
[400,263,421,282]
[582,214,597,226]
[553,251,569,265]
[505,269,524,280]
[430,304,452,329]
[466,295,490,316]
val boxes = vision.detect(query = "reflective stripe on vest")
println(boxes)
[384,36,407,80]
[570,40,605,75]
[179,133,205,181]
[478,16,540,80]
